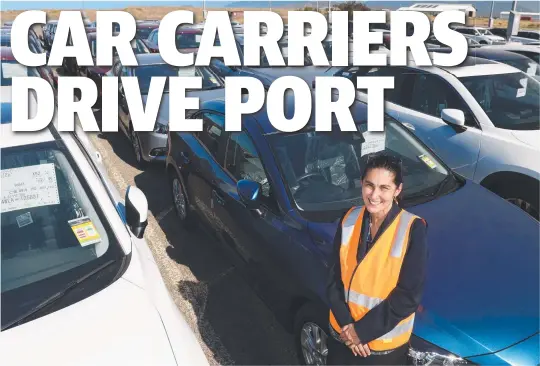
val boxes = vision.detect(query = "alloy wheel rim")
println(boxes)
[172,178,187,220]
[300,322,328,366]
[507,198,538,219]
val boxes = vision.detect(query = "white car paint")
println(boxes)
[455,26,507,45]
[356,57,540,214]
[0,87,209,366]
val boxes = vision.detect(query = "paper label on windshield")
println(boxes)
[526,63,537,76]
[2,63,28,78]
[68,216,101,246]
[196,34,202,42]
[1,163,60,213]
[361,131,386,156]
[177,66,196,77]
[517,78,528,98]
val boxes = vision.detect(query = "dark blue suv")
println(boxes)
[165,96,539,365]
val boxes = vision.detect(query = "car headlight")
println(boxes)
[408,335,474,365]
[154,122,168,134]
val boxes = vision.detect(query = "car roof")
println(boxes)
[137,22,160,29]
[1,46,15,61]
[87,31,121,40]
[200,92,370,135]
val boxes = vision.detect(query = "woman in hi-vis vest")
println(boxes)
[326,154,428,365]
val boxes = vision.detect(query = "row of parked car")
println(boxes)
[1,17,540,365]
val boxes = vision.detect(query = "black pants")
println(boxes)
[327,337,409,365]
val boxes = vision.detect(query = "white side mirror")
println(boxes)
[441,109,466,127]
[125,186,148,239]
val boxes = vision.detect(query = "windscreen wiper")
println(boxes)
[2,259,116,331]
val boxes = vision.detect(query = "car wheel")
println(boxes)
[169,169,196,230]
[490,178,539,220]
[294,303,330,366]
[130,124,146,169]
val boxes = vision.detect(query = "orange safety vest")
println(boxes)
[329,205,422,351]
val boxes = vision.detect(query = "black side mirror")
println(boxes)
[237,179,262,210]
[125,186,148,239]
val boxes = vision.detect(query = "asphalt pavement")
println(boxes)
[86,126,299,365]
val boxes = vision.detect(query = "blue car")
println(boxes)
[165,96,539,365]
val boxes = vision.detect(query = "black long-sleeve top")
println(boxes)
[327,201,428,346]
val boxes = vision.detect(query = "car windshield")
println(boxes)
[1,61,34,86]
[176,32,202,50]
[504,58,540,76]
[1,35,10,47]
[136,27,155,40]
[90,38,148,57]
[1,141,124,329]
[133,64,223,94]
[460,72,540,130]
[267,118,456,218]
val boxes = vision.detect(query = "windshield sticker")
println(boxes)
[418,154,437,169]
[178,66,196,77]
[2,63,28,78]
[1,163,60,213]
[16,212,34,228]
[361,131,386,156]
[196,34,202,43]
[68,216,102,246]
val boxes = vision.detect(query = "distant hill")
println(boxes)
[224,1,317,8]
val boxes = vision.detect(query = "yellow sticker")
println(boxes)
[68,216,101,247]
[418,154,437,169]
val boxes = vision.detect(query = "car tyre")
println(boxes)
[495,180,539,220]
[169,169,196,230]
[294,303,330,366]
[129,123,147,169]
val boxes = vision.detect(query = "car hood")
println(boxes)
[308,181,539,358]
[142,88,225,126]
[1,278,178,366]
[512,129,540,148]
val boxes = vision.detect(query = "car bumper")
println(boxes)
[139,132,168,163]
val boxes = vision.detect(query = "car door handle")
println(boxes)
[212,189,225,206]
[180,151,190,165]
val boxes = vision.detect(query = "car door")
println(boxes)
[183,111,228,229]
[210,125,310,304]
[117,65,131,135]
[390,69,483,179]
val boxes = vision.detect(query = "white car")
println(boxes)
[454,26,506,45]
[356,55,540,219]
[483,43,540,64]
[0,82,209,365]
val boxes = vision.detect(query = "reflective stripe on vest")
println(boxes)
[329,206,421,351]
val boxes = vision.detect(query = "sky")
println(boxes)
[1,0,539,15]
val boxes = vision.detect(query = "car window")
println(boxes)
[459,72,539,131]
[225,132,271,198]
[176,32,201,50]
[198,113,225,161]
[1,141,125,329]
[365,67,415,106]
[410,73,477,127]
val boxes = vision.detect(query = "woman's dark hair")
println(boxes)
[361,153,404,187]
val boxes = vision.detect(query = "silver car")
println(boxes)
[114,54,225,168]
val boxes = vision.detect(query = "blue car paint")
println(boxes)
[467,333,539,365]
[173,98,539,363]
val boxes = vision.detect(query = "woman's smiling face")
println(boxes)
[362,168,402,215]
